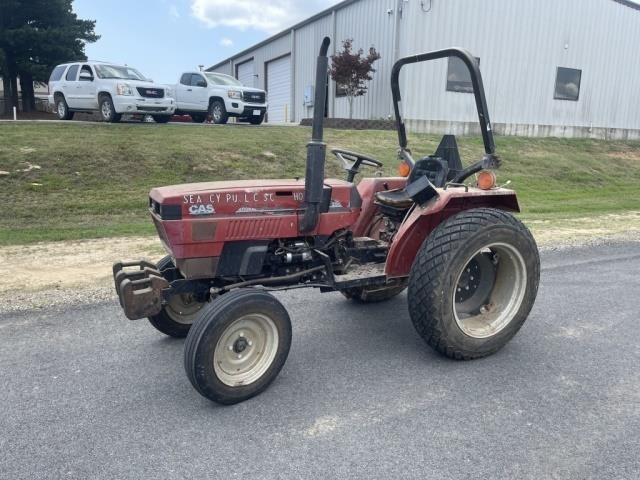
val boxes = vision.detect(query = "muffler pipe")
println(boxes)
[299,36,331,233]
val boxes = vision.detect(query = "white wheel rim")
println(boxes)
[101,101,111,119]
[165,294,204,325]
[214,313,279,387]
[213,105,222,121]
[57,102,65,117]
[452,242,527,339]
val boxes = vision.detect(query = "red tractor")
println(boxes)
[114,38,539,404]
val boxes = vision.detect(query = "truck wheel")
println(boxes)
[191,113,206,123]
[249,114,264,125]
[408,208,539,360]
[341,282,407,303]
[54,95,74,120]
[184,289,292,405]
[147,255,205,337]
[152,115,171,123]
[208,100,228,124]
[99,95,121,123]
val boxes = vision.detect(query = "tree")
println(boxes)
[0,0,98,114]
[329,39,381,119]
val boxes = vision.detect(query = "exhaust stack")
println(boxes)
[299,36,331,233]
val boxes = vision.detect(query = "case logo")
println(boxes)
[188,204,215,215]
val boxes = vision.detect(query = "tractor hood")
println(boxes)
[149,178,355,219]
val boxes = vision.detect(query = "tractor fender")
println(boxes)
[384,188,520,278]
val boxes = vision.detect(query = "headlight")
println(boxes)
[164,86,173,98]
[227,90,242,99]
[116,83,134,96]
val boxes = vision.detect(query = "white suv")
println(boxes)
[48,62,176,123]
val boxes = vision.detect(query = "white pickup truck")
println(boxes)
[173,72,267,125]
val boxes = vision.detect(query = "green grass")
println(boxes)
[0,122,639,245]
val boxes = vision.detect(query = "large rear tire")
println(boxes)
[408,208,539,360]
[184,289,292,404]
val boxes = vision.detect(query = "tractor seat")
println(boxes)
[374,188,414,209]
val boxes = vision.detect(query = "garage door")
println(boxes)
[236,60,255,88]
[266,55,291,123]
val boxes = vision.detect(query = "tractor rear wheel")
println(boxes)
[341,282,407,303]
[147,256,205,338]
[408,208,539,360]
[184,289,292,405]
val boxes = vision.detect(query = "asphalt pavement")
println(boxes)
[1,242,639,480]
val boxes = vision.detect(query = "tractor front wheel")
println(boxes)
[148,293,206,338]
[408,208,539,360]
[184,289,292,404]
[147,255,205,338]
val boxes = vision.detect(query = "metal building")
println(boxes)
[208,0,640,139]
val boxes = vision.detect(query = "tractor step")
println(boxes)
[333,262,387,289]
[113,260,169,320]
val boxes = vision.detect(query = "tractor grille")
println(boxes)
[226,218,285,240]
[137,87,164,98]
[243,91,265,103]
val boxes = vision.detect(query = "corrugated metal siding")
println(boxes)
[293,15,333,122]
[399,0,640,131]
[209,0,640,133]
[230,33,292,93]
[333,0,397,120]
[211,62,232,76]
[236,59,255,87]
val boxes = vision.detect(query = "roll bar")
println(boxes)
[391,48,496,158]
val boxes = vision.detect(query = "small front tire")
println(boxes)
[184,289,292,405]
[147,255,205,338]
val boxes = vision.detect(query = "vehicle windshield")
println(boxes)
[95,64,148,81]
[204,73,242,86]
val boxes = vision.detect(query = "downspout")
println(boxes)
[290,28,296,123]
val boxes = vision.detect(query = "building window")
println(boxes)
[335,83,347,97]
[446,56,479,93]
[554,67,581,101]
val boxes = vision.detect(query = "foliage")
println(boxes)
[329,39,381,119]
[0,0,98,112]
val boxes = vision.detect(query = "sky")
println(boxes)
[73,0,342,84]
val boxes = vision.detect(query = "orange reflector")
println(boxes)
[398,161,411,177]
[477,170,497,190]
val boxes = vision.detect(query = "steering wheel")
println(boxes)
[331,148,384,182]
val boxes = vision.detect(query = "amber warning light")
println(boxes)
[477,170,497,190]
[398,161,411,177]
